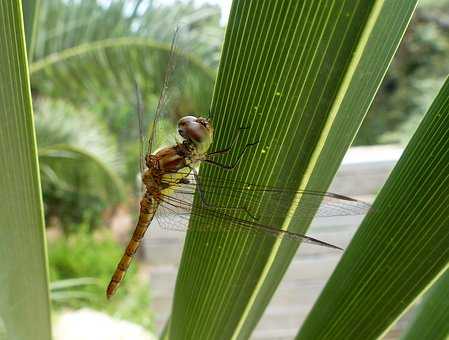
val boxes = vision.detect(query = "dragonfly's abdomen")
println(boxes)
[106,193,158,299]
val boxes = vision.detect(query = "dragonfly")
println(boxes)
[106,27,371,299]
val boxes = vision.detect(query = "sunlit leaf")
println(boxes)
[167,0,417,338]
[401,268,449,340]
[298,76,449,339]
[0,1,51,339]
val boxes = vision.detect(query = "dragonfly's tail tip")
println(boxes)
[106,283,116,300]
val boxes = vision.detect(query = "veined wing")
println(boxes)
[160,172,370,218]
[134,81,145,188]
[143,25,215,154]
[151,172,371,249]
[154,202,343,250]
[147,26,181,154]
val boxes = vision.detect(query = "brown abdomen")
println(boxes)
[106,194,158,298]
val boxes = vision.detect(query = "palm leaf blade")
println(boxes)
[167,0,417,338]
[401,269,449,340]
[0,1,52,339]
[298,76,449,339]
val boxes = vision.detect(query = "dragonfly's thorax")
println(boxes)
[150,141,207,175]
[144,145,195,199]
[142,116,213,198]
[152,145,189,173]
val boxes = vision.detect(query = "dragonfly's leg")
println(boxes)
[189,166,258,220]
[204,141,259,170]
[206,126,250,157]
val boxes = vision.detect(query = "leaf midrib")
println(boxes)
[29,36,215,79]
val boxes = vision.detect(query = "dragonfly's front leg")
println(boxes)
[206,126,250,157]
[204,140,258,170]
[205,125,259,170]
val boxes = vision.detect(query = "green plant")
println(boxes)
[27,0,220,143]
[298,75,449,340]
[35,98,125,229]
[0,1,52,339]
[167,0,419,338]
[357,1,449,145]
[48,225,153,330]
[401,268,449,340]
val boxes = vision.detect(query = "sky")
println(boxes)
[195,0,232,23]
[97,0,233,25]
[154,0,232,24]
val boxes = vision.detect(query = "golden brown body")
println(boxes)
[106,143,203,298]
[106,193,158,298]
[106,116,213,299]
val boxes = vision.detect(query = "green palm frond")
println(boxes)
[31,0,223,66]
[26,0,220,141]
[35,98,121,171]
[35,98,125,226]
[298,75,449,340]
[0,1,51,338]
[167,0,419,338]
[401,268,449,340]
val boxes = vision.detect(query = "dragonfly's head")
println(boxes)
[177,116,213,152]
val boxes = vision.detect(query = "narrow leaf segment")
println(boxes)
[298,77,449,339]
[167,0,417,338]
[0,1,52,340]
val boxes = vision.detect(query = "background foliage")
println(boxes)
[28,0,221,227]
[357,0,449,144]
[14,0,449,336]
[0,1,52,339]
[48,225,152,329]
[168,0,418,338]
[21,0,223,331]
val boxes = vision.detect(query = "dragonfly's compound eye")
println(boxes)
[177,116,213,146]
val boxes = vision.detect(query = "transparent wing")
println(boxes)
[152,201,192,232]
[160,172,370,217]
[151,172,371,249]
[145,25,215,153]
[147,26,181,154]
[135,80,145,193]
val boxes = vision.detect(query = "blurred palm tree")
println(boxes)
[22,0,223,227]
[35,98,124,229]
[29,0,220,141]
